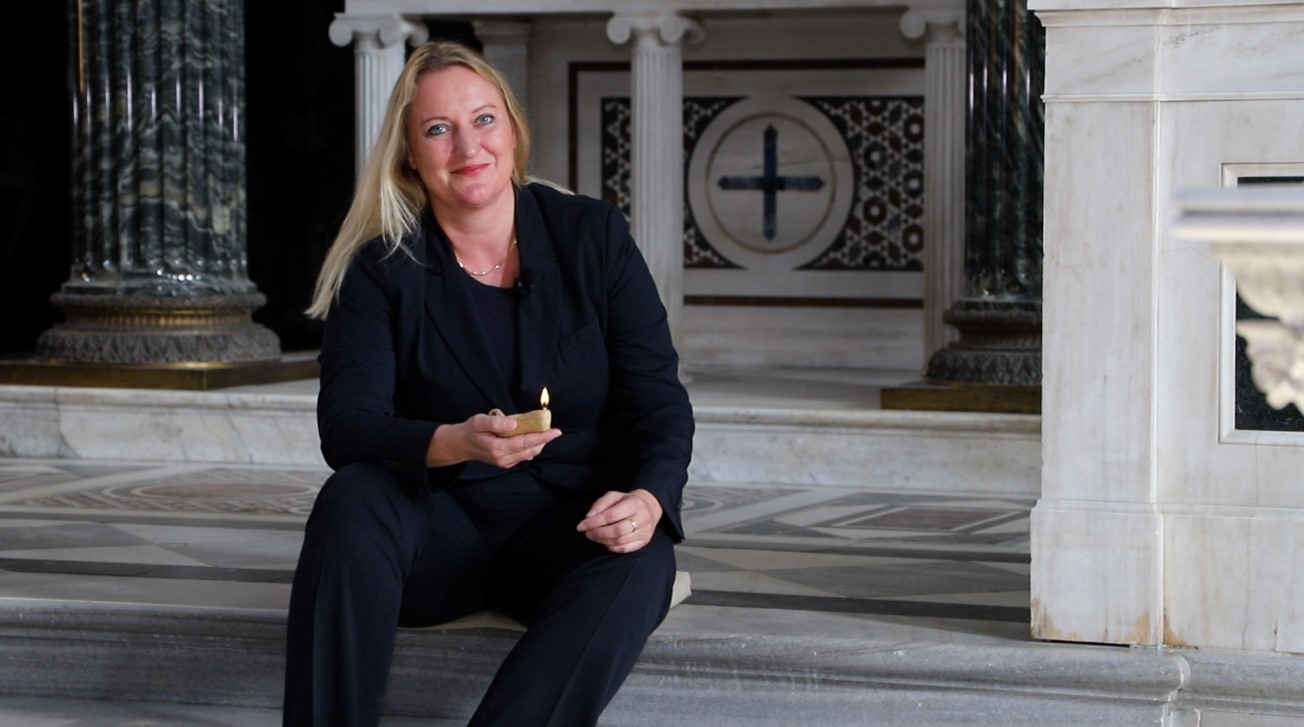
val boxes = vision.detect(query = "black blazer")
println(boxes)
[317,183,695,540]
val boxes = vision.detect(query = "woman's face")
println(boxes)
[405,65,516,215]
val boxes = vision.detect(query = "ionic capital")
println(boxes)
[607,12,704,48]
[900,6,965,42]
[329,14,429,51]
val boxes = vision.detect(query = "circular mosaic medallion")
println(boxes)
[687,96,854,272]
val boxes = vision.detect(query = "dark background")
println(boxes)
[0,2,478,356]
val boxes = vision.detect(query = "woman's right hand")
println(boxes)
[426,414,561,469]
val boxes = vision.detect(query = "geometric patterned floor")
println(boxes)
[0,459,1034,627]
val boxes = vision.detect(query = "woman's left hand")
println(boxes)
[576,489,663,554]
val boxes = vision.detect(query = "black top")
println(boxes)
[465,276,520,394]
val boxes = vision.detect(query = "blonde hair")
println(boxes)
[306,40,532,319]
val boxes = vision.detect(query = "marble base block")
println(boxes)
[1030,501,1162,645]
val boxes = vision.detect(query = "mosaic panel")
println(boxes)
[600,95,924,272]
[800,97,925,271]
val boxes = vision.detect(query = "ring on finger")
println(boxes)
[627,518,638,533]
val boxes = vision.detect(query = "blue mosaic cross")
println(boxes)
[716,124,825,240]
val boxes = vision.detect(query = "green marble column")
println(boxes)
[39,0,278,364]
[925,0,1044,387]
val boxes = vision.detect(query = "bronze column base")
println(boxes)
[882,299,1042,414]
[36,292,281,365]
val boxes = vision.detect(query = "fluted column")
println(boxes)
[607,12,704,358]
[37,0,278,365]
[901,8,967,363]
[329,14,428,177]
[924,0,1044,386]
[474,20,530,112]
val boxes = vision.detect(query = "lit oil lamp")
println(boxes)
[490,387,551,437]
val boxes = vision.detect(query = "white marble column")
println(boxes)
[329,14,429,176]
[901,7,967,364]
[474,20,531,113]
[606,12,704,358]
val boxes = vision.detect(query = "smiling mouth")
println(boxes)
[455,163,490,175]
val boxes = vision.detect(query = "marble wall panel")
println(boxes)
[1156,100,1304,511]
[690,410,1041,495]
[1040,101,1158,503]
[1164,512,1304,653]
[682,305,924,370]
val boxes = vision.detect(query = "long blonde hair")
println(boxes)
[306,40,532,319]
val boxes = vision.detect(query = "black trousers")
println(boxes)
[282,462,676,727]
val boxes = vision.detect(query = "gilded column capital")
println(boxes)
[328,14,429,50]
[606,12,704,48]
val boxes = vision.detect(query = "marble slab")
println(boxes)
[0,372,1042,496]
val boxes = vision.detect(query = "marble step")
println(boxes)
[0,380,1040,495]
[3,596,1303,726]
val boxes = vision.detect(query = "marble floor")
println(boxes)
[0,457,1032,628]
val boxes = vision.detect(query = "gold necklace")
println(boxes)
[456,238,517,277]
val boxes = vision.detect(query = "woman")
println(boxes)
[283,41,694,726]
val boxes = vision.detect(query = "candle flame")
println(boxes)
[540,387,550,409]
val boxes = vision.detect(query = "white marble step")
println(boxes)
[2,596,1302,726]
[0,369,1040,496]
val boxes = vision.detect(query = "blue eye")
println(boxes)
[476,114,495,126]
[426,123,448,137]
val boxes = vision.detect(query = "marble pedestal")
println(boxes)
[1031,0,1304,653]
